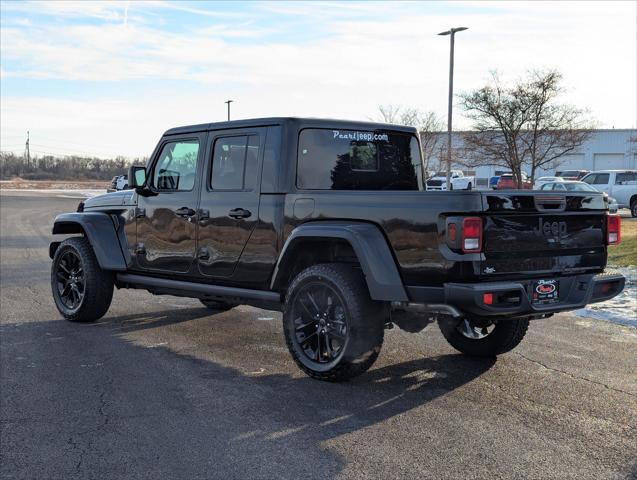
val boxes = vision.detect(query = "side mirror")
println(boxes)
[128,165,146,188]
[128,165,156,197]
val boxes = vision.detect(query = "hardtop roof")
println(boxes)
[163,117,418,136]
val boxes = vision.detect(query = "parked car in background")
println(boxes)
[115,175,129,191]
[540,180,619,213]
[533,176,564,190]
[109,176,119,191]
[496,172,532,189]
[426,170,475,191]
[556,170,589,180]
[489,170,509,189]
[581,170,637,217]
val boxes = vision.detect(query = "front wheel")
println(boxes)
[282,264,384,381]
[631,199,637,218]
[438,317,529,357]
[466,182,472,191]
[51,237,114,323]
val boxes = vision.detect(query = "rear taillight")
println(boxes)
[607,215,621,245]
[461,217,482,253]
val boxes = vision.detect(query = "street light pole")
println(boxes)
[438,27,467,191]
[225,100,234,121]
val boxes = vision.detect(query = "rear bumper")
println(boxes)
[407,273,625,319]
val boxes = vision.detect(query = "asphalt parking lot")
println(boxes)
[1,191,636,480]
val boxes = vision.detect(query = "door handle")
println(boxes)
[175,207,196,217]
[228,208,252,219]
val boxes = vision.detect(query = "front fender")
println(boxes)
[51,212,127,271]
[271,221,408,302]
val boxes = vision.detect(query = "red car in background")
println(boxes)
[496,172,532,189]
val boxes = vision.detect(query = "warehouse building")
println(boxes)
[427,128,636,187]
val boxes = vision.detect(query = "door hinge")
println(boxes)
[135,207,146,218]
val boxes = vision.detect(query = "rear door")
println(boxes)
[480,191,607,278]
[611,171,637,206]
[196,128,265,278]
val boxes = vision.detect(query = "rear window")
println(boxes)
[297,128,423,190]
[616,172,637,184]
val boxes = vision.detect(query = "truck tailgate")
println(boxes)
[481,192,608,278]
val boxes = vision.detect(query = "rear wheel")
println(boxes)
[283,264,384,381]
[438,317,529,357]
[51,237,113,323]
[200,299,237,311]
[466,182,472,191]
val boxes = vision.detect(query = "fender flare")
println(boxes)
[51,212,127,271]
[271,221,408,302]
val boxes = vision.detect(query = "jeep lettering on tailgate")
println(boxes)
[538,218,568,239]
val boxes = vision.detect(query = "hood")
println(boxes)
[83,189,136,209]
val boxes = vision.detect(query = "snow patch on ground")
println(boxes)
[1,188,106,198]
[575,267,637,328]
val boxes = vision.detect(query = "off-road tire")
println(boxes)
[200,299,237,311]
[51,237,114,323]
[438,317,529,357]
[283,263,384,381]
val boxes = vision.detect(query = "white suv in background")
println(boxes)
[425,170,475,191]
[581,170,637,217]
[115,175,129,191]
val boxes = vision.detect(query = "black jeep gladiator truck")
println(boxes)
[50,118,625,381]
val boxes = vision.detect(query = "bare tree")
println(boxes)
[459,70,595,186]
[377,105,444,178]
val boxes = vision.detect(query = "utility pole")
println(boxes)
[438,27,468,190]
[225,100,233,121]
[25,131,30,168]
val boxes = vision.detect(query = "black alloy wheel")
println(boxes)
[54,250,85,310]
[282,263,384,381]
[51,237,114,323]
[290,282,349,366]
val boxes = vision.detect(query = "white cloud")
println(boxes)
[1,1,635,157]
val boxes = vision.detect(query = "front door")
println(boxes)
[136,134,205,273]
[197,129,264,277]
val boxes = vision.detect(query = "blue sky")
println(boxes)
[1,1,636,158]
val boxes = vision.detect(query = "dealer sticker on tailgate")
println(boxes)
[532,279,559,304]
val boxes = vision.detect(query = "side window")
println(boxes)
[153,140,199,191]
[553,183,566,191]
[540,183,552,190]
[593,173,610,185]
[582,174,596,185]
[616,172,636,184]
[210,135,260,190]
